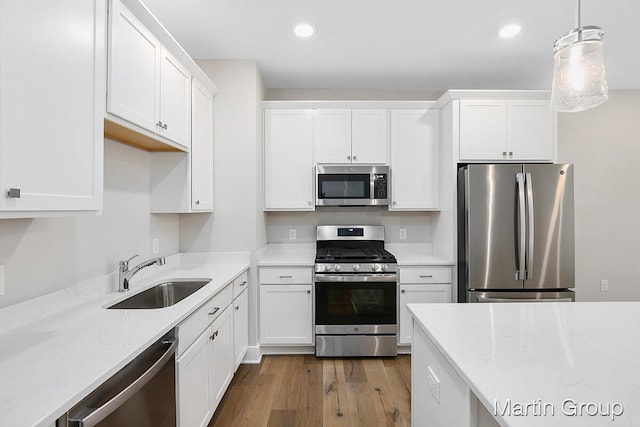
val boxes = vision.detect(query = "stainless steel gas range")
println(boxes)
[314,225,398,357]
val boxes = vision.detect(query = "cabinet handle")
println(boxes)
[420,275,433,278]
[239,281,247,287]
[157,121,163,128]
[307,290,311,294]
[6,188,21,198]
[208,307,221,316]
[235,305,240,311]
[195,200,200,205]
[162,123,168,130]
[279,275,293,279]
[352,155,357,161]
[210,330,219,341]
[502,151,507,158]
[509,151,513,157]
[347,155,351,160]
[401,289,406,294]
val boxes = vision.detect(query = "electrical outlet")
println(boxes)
[600,279,609,292]
[427,365,440,403]
[399,228,407,240]
[152,238,160,255]
[289,229,297,240]
[0,265,5,296]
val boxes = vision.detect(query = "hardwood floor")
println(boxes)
[209,355,411,427]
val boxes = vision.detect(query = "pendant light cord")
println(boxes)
[576,0,582,41]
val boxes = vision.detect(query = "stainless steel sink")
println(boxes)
[107,279,212,309]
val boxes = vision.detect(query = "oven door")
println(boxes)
[315,274,397,333]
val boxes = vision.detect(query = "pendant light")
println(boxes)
[550,0,608,112]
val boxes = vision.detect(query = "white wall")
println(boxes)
[557,90,640,302]
[0,138,179,308]
[180,60,266,347]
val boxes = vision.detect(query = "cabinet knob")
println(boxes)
[502,151,507,158]
[195,200,200,205]
[306,290,311,294]
[235,305,240,311]
[352,155,357,161]
[509,151,513,157]
[347,155,351,160]
[308,201,313,206]
[162,123,168,130]
[157,121,163,128]
[401,289,406,294]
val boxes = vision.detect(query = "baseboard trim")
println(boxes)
[242,346,262,364]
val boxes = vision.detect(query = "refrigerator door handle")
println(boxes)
[516,173,526,280]
[525,172,535,280]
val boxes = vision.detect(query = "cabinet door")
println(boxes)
[314,109,352,163]
[264,109,314,210]
[507,100,554,162]
[108,0,160,134]
[208,307,233,409]
[260,284,313,345]
[191,78,214,211]
[159,47,191,147]
[0,0,104,212]
[399,284,451,345]
[459,100,508,161]
[233,289,249,370]
[351,109,388,164]
[390,109,439,210]
[177,330,211,427]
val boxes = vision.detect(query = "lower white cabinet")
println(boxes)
[259,283,313,345]
[232,289,249,369]
[398,266,452,345]
[208,307,234,408]
[176,330,211,427]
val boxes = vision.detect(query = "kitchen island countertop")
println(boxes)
[408,301,640,426]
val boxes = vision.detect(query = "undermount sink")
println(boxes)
[108,279,212,309]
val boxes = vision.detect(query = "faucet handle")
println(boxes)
[120,254,139,270]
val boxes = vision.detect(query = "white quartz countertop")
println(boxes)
[257,243,453,267]
[408,302,640,426]
[0,253,249,427]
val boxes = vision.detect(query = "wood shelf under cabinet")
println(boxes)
[104,118,184,152]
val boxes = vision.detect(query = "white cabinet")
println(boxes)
[264,109,314,210]
[108,0,191,149]
[177,330,211,427]
[150,78,214,213]
[459,99,554,162]
[232,272,249,370]
[390,109,439,211]
[176,283,235,426]
[259,267,313,345]
[208,306,234,408]
[314,109,388,164]
[0,0,105,216]
[398,267,451,345]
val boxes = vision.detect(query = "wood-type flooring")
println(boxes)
[208,354,412,427]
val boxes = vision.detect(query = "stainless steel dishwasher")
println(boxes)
[57,330,177,427]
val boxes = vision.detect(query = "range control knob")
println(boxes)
[371,264,380,272]
[324,264,333,272]
[334,264,342,272]
[381,264,389,272]
[352,264,361,272]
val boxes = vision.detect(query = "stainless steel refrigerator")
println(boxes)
[457,164,575,303]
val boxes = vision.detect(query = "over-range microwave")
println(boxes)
[316,165,389,207]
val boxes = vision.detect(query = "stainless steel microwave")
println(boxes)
[316,165,389,206]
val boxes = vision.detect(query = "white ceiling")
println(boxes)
[142,0,640,91]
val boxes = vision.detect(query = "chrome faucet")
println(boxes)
[118,255,166,292]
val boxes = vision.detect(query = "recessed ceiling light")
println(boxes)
[499,24,521,38]
[294,23,315,38]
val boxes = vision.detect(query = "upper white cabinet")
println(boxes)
[390,109,439,210]
[107,0,191,150]
[0,0,105,216]
[458,98,555,162]
[264,109,314,211]
[150,78,215,213]
[314,109,388,164]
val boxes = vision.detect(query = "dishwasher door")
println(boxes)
[58,330,177,427]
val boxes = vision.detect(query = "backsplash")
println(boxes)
[265,208,433,243]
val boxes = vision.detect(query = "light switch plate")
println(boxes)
[399,228,407,240]
[289,229,297,240]
[0,265,5,296]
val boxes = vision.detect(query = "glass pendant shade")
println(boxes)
[551,26,608,112]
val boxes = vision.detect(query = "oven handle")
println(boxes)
[314,274,397,283]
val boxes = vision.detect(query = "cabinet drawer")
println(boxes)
[178,284,232,356]
[259,267,312,284]
[400,267,451,284]
[233,270,249,298]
